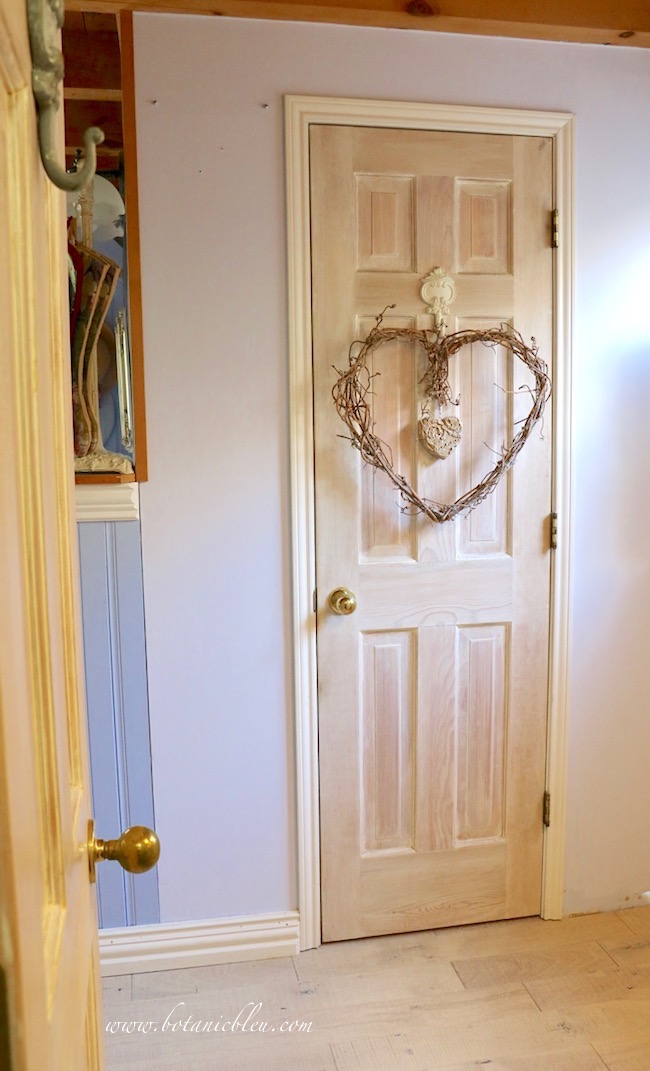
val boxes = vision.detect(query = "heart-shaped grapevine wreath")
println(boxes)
[332,312,551,524]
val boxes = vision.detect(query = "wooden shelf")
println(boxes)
[75,472,136,484]
[63,11,148,483]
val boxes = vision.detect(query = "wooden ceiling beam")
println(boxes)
[64,0,650,47]
[64,98,123,152]
[62,27,121,90]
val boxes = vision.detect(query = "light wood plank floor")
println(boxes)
[103,907,650,1070]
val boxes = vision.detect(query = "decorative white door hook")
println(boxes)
[420,267,456,334]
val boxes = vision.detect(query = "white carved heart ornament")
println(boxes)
[418,415,462,459]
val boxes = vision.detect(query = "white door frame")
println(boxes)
[285,94,574,951]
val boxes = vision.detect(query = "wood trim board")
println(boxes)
[119,10,149,482]
[66,1,650,49]
[75,482,140,520]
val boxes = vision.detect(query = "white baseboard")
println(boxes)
[100,911,300,977]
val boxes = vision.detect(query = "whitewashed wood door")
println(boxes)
[311,125,553,942]
[0,3,104,1066]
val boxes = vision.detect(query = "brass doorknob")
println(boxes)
[328,587,357,615]
[88,819,160,883]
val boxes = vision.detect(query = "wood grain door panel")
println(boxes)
[312,124,553,942]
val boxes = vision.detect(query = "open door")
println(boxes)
[2,3,103,1067]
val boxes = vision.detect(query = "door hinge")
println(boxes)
[313,589,318,614]
[551,209,559,249]
[543,791,551,828]
[550,511,558,551]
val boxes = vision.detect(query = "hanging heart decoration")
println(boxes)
[332,310,551,523]
[418,414,463,459]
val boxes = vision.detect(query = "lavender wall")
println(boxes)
[133,14,650,922]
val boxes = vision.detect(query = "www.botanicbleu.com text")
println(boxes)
[105,1001,313,1036]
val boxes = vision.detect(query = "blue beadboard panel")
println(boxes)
[77,520,160,928]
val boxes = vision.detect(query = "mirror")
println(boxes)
[63,11,147,483]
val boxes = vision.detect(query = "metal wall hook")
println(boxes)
[27,0,104,192]
[38,108,103,191]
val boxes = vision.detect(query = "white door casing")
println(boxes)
[285,96,574,951]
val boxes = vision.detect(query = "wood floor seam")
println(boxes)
[103,908,650,1070]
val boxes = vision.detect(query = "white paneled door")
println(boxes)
[311,125,553,942]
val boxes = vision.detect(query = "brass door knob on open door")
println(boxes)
[328,587,357,615]
[87,819,160,883]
